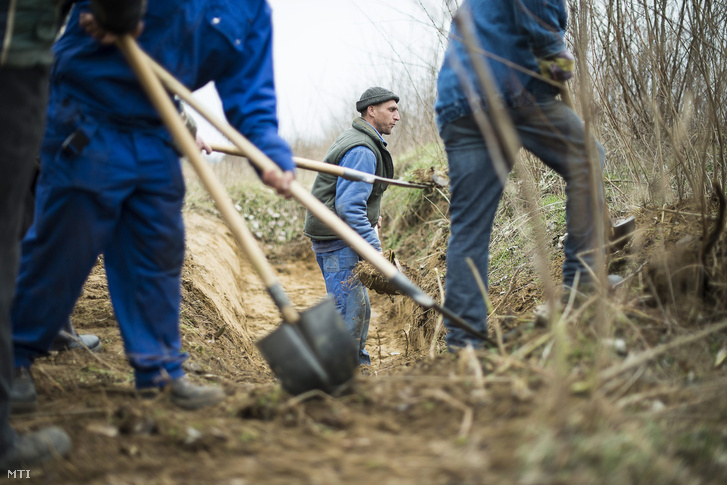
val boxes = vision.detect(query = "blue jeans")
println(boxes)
[315,246,371,365]
[439,98,605,349]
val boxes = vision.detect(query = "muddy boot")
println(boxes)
[534,275,625,325]
[50,320,102,353]
[0,427,71,468]
[9,367,37,414]
[561,274,624,306]
[167,377,226,410]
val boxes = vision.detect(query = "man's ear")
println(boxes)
[367,105,376,118]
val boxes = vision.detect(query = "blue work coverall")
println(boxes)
[436,0,606,349]
[12,0,294,388]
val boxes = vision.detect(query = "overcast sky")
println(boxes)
[192,0,451,151]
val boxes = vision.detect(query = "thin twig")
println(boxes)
[377,329,383,363]
[422,389,474,441]
[603,364,647,399]
[491,264,523,316]
[465,257,503,354]
[429,268,446,359]
[600,321,727,382]
[402,329,409,358]
[461,345,487,400]
[511,332,553,360]
[642,206,712,218]
[34,365,65,393]
[283,389,346,411]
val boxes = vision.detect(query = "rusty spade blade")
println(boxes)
[609,216,636,252]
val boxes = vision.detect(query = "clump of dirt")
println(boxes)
[410,166,449,187]
[625,190,727,322]
[354,250,414,295]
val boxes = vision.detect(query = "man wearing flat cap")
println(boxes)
[304,87,400,366]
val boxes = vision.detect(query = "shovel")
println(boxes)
[117,36,358,396]
[134,45,497,348]
[209,143,435,189]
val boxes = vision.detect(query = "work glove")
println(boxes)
[538,49,575,82]
[90,0,147,34]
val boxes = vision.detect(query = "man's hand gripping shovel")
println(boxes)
[117,36,495,396]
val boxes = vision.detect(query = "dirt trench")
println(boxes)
[12,211,433,484]
[177,212,411,373]
[13,204,727,485]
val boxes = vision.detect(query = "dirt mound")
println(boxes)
[620,194,727,322]
[182,212,258,362]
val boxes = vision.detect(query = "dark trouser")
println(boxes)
[440,98,605,350]
[0,66,50,459]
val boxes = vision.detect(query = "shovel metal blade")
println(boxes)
[610,216,636,251]
[257,324,332,396]
[296,298,359,392]
[256,298,358,396]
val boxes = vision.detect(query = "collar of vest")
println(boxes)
[352,117,387,148]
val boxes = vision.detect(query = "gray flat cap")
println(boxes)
[356,87,399,112]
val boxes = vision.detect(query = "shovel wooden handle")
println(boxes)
[139,51,400,279]
[134,46,495,346]
[209,144,430,189]
[116,35,300,325]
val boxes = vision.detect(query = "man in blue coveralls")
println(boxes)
[304,87,400,366]
[10,0,296,412]
[435,0,610,351]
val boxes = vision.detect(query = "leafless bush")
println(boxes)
[577,0,726,209]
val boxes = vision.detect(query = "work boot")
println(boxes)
[50,320,102,353]
[167,377,225,410]
[9,367,37,414]
[0,427,71,468]
[534,274,625,324]
[561,274,624,305]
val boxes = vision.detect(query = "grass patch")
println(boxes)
[183,158,306,246]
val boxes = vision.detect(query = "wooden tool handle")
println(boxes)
[116,35,299,324]
[141,52,402,281]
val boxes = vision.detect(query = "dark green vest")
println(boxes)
[304,117,394,240]
[1,0,59,68]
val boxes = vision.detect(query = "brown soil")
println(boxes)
[10,201,727,484]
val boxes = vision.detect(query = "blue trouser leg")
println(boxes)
[12,112,132,369]
[315,246,371,365]
[440,99,605,349]
[0,66,49,460]
[440,115,504,350]
[104,132,186,388]
[12,183,119,368]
